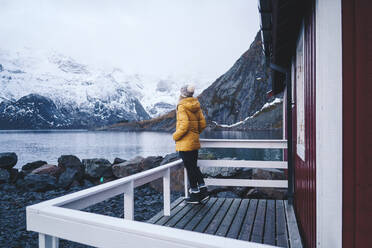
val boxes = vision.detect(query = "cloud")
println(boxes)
[0,0,259,80]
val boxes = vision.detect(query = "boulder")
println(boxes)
[0,152,18,169]
[252,168,286,180]
[238,169,287,200]
[200,166,243,178]
[112,156,144,178]
[143,155,184,193]
[149,167,185,193]
[198,152,216,160]
[82,158,113,179]
[21,160,47,173]
[31,164,63,177]
[160,153,179,165]
[113,157,126,165]
[139,156,163,171]
[244,188,287,200]
[19,174,57,192]
[57,155,84,180]
[170,169,185,192]
[83,179,94,188]
[216,191,240,198]
[58,168,80,189]
[0,183,16,192]
[200,158,252,179]
[70,180,81,188]
[8,168,20,183]
[0,168,10,184]
[58,155,83,170]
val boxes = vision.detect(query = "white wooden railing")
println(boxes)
[27,139,286,248]
[183,139,288,197]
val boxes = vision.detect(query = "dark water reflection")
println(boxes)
[0,129,282,169]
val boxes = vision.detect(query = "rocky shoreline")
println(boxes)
[0,152,287,247]
[0,152,185,247]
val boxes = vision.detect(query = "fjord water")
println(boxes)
[0,129,283,169]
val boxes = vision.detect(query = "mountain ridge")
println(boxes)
[98,32,282,132]
[0,49,210,129]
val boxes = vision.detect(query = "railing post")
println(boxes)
[123,181,134,220]
[184,167,189,198]
[163,168,171,216]
[39,233,58,248]
[286,70,294,205]
[283,88,287,140]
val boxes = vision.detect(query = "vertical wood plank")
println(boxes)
[164,203,195,227]
[193,198,226,233]
[285,201,303,248]
[147,197,184,224]
[238,199,258,241]
[215,199,242,237]
[174,200,206,229]
[183,198,218,231]
[204,198,234,235]
[251,199,267,243]
[276,200,289,247]
[155,200,187,226]
[226,199,250,239]
[263,200,276,245]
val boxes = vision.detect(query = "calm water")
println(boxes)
[0,129,282,169]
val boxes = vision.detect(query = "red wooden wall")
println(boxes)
[342,0,372,247]
[293,1,317,248]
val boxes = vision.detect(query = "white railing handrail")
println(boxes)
[27,138,287,248]
[27,159,183,211]
[28,205,276,248]
[198,160,288,169]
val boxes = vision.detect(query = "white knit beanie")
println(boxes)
[180,85,195,97]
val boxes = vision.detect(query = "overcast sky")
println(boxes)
[0,0,259,80]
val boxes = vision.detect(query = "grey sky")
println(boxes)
[0,0,259,80]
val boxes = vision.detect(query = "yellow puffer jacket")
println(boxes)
[173,97,207,151]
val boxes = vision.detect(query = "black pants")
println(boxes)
[179,150,205,190]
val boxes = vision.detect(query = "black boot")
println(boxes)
[199,186,209,202]
[185,190,202,204]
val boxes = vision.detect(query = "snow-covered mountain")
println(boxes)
[0,48,211,129]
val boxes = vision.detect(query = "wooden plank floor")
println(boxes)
[148,197,303,248]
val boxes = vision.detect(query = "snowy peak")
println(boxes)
[0,49,211,129]
[48,53,89,74]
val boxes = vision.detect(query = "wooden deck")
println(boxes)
[148,197,303,248]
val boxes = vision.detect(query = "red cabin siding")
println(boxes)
[342,0,372,247]
[293,1,317,248]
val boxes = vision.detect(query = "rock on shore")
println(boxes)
[0,152,186,194]
[0,152,18,170]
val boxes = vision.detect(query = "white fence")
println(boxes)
[27,139,287,248]
[183,139,288,197]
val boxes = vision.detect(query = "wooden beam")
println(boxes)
[198,160,287,169]
[200,139,287,149]
[204,178,288,188]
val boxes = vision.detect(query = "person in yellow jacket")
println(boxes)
[173,85,209,204]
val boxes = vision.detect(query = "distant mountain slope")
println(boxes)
[0,49,210,129]
[99,32,281,132]
[198,32,273,125]
[0,93,149,129]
